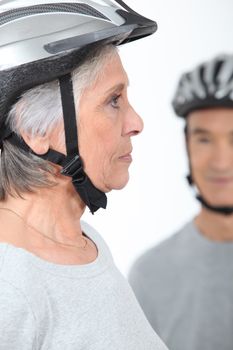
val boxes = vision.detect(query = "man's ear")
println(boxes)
[20,131,50,155]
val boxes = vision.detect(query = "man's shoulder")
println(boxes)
[130,220,194,274]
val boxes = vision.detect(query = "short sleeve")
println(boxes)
[0,279,37,350]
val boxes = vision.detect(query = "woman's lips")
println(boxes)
[118,152,132,162]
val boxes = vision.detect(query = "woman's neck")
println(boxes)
[0,176,86,244]
[0,174,100,265]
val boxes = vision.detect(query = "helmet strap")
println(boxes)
[4,74,107,214]
[186,173,233,216]
[58,73,107,213]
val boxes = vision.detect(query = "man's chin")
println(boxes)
[204,196,233,208]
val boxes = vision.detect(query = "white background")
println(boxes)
[83,0,233,276]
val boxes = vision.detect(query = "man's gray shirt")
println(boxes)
[129,221,233,350]
[0,221,168,350]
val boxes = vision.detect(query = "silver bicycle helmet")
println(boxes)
[0,0,157,213]
[172,54,233,118]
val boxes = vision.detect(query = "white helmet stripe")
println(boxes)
[203,57,218,94]
[191,66,206,99]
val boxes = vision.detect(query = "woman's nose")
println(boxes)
[123,105,144,137]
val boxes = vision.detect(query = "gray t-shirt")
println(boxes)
[0,221,167,350]
[129,220,233,350]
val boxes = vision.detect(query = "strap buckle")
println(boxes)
[61,155,86,183]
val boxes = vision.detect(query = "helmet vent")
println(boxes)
[0,3,109,25]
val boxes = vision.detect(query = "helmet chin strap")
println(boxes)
[4,74,107,214]
[57,74,107,214]
[186,174,233,216]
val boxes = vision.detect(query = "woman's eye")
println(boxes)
[110,94,121,108]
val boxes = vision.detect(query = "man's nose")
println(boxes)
[210,143,233,171]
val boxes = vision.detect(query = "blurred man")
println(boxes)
[129,54,233,350]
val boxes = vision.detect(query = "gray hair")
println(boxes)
[0,44,118,199]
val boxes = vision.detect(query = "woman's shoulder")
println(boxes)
[0,243,43,293]
[0,276,37,348]
[0,244,36,318]
[0,248,38,349]
[0,243,54,328]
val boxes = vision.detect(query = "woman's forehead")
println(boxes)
[86,54,129,95]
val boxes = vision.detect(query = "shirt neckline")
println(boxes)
[0,221,112,278]
[189,220,233,248]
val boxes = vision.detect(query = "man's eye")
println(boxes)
[197,137,210,144]
[110,94,121,108]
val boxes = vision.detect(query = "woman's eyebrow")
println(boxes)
[105,81,130,95]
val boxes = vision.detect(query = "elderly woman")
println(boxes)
[0,1,168,349]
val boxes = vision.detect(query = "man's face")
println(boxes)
[187,107,233,206]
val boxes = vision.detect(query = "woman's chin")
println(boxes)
[89,171,130,193]
[105,175,130,192]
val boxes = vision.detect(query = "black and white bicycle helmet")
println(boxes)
[172,54,233,118]
[0,0,157,213]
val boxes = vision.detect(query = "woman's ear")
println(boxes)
[20,131,50,155]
